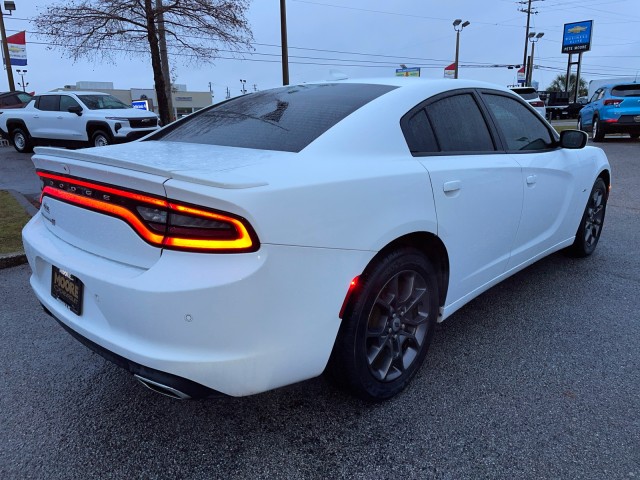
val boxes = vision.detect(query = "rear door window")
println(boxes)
[37,95,60,111]
[402,92,496,154]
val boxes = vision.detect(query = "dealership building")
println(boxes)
[55,81,213,118]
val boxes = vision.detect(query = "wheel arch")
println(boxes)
[86,121,112,139]
[598,169,611,197]
[350,232,450,314]
[6,118,30,134]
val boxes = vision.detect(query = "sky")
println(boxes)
[3,0,640,99]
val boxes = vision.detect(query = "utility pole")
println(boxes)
[280,0,289,85]
[0,2,16,91]
[157,0,174,122]
[519,0,542,86]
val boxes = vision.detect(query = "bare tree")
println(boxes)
[34,0,253,125]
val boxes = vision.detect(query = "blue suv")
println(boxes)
[578,83,640,141]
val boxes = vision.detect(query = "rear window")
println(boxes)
[611,85,640,97]
[511,88,539,100]
[151,83,396,152]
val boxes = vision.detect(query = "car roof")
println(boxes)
[42,91,110,96]
[600,83,640,89]
[298,77,517,102]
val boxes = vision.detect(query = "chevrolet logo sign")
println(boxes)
[634,116,640,123]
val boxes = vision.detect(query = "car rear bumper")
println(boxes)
[23,213,371,397]
[599,118,640,135]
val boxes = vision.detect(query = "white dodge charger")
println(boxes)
[22,78,611,401]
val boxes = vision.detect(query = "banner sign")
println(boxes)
[7,30,27,66]
[395,67,421,77]
[444,63,455,79]
[517,66,526,84]
[562,20,593,54]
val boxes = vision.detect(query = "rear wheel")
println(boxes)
[592,117,605,142]
[328,248,439,401]
[91,130,111,147]
[11,127,33,153]
[568,178,608,257]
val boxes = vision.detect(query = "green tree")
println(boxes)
[546,73,588,97]
[34,0,253,126]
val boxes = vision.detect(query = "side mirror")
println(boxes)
[68,105,83,116]
[560,129,588,149]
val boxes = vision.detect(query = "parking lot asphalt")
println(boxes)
[1,139,639,479]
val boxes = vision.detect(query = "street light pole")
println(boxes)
[0,1,16,91]
[16,68,27,91]
[527,32,544,86]
[452,19,470,80]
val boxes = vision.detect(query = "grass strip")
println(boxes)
[0,190,31,254]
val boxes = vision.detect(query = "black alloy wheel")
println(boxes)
[568,178,608,257]
[328,248,439,401]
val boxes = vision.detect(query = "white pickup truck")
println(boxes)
[0,91,160,153]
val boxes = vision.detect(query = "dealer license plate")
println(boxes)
[51,266,84,315]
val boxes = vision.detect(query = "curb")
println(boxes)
[1,189,38,270]
[0,252,27,269]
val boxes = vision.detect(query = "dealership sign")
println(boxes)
[562,20,593,54]
[395,67,421,77]
[132,100,150,110]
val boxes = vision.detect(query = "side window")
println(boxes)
[483,93,555,151]
[37,95,60,111]
[17,93,32,103]
[403,108,438,153]
[425,94,495,152]
[59,95,81,112]
[0,95,16,107]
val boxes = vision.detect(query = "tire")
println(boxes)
[327,248,439,401]
[568,178,608,257]
[11,127,33,153]
[91,130,111,147]
[577,117,585,132]
[592,117,605,142]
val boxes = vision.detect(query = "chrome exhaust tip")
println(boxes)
[134,374,192,400]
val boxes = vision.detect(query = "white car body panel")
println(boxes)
[22,78,612,397]
[418,153,523,306]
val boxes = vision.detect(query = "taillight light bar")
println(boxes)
[604,99,623,106]
[38,171,259,253]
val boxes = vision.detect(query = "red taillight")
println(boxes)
[530,101,545,107]
[38,171,259,253]
[604,99,623,106]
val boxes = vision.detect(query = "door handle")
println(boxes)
[33,115,39,118]
[57,116,63,119]
[526,175,537,185]
[443,180,461,193]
